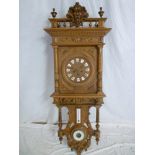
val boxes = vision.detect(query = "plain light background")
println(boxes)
[19,0,135,125]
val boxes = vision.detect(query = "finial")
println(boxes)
[51,8,57,18]
[98,7,104,18]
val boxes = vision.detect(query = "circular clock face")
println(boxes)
[73,130,85,141]
[65,57,90,83]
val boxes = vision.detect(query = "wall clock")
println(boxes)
[44,2,111,155]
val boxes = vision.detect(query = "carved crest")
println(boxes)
[66,2,89,27]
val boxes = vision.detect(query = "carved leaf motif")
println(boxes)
[66,2,89,27]
[56,37,99,44]
[54,97,102,104]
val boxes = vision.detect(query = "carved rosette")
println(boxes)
[66,2,89,27]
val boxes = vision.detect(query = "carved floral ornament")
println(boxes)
[66,2,89,27]
[53,97,103,105]
[54,37,100,44]
[46,2,111,29]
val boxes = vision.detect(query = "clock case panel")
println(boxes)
[58,46,98,94]
[51,36,106,106]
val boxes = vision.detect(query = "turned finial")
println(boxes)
[51,8,57,18]
[98,7,104,18]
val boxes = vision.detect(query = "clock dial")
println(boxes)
[65,57,90,83]
[73,130,85,141]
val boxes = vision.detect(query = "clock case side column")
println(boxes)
[52,45,59,94]
[52,44,63,143]
[97,43,105,96]
[95,42,105,144]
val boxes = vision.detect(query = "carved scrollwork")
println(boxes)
[66,2,89,27]
[53,97,103,104]
[54,37,100,44]
[64,123,93,154]
[51,29,109,37]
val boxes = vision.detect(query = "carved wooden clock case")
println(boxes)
[44,2,111,155]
